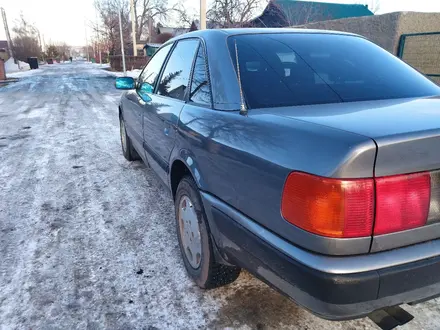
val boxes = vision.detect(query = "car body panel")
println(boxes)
[121,90,145,154]
[200,190,440,320]
[118,28,440,319]
[178,104,376,255]
[123,29,440,256]
[141,93,184,182]
[261,97,440,176]
[201,191,440,274]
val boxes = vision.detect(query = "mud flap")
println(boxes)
[368,306,414,330]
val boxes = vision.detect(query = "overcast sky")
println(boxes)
[1,0,440,46]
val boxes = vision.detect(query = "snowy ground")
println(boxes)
[4,58,31,74]
[1,62,440,330]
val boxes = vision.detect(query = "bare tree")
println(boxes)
[11,15,42,61]
[354,1,380,14]
[45,44,59,59]
[94,0,169,56]
[369,0,380,14]
[94,0,132,55]
[208,0,266,28]
[172,3,198,27]
[133,0,168,41]
[55,43,71,61]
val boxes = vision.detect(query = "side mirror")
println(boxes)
[115,77,135,90]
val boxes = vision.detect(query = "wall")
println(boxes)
[0,59,6,80]
[397,12,440,51]
[400,33,440,80]
[297,12,440,55]
[297,12,401,52]
[296,12,440,84]
[0,50,9,62]
[395,13,440,84]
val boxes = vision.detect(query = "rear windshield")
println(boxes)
[228,33,440,109]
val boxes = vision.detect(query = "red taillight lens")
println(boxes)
[374,172,431,235]
[281,172,374,238]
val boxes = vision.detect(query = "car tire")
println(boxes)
[119,116,139,161]
[175,175,241,289]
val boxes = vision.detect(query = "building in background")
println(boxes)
[249,0,373,27]
[156,24,190,36]
[0,40,10,61]
[0,59,6,81]
[143,43,161,56]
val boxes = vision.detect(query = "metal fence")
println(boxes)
[397,32,440,84]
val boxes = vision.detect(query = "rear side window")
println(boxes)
[139,43,172,87]
[228,34,440,109]
[189,45,212,107]
[157,39,199,101]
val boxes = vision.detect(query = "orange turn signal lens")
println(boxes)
[281,172,374,238]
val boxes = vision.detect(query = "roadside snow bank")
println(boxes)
[5,58,30,73]
[111,69,142,78]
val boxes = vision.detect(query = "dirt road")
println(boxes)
[0,63,439,330]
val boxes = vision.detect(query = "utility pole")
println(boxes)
[37,31,42,50]
[95,10,102,65]
[200,0,206,30]
[84,19,90,62]
[1,7,14,58]
[119,9,126,75]
[130,0,137,56]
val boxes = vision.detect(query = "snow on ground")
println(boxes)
[5,68,42,78]
[110,68,142,79]
[5,58,30,73]
[1,62,440,329]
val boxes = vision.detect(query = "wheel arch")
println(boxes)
[169,150,207,200]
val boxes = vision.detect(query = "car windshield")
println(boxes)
[228,33,440,109]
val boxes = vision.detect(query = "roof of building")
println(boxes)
[143,43,162,49]
[253,0,374,26]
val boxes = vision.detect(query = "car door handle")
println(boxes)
[164,127,170,136]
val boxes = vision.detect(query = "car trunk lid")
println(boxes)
[252,96,440,252]
[255,96,440,177]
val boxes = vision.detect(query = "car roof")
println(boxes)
[220,28,358,36]
[171,28,359,42]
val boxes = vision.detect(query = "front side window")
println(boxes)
[189,45,212,107]
[228,34,440,109]
[138,43,172,88]
[157,39,199,101]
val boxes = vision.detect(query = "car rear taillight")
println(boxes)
[374,172,431,235]
[282,171,435,238]
[281,172,374,238]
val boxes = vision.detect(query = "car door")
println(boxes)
[143,39,200,182]
[126,43,173,159]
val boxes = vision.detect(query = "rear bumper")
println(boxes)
[201,192,440,320]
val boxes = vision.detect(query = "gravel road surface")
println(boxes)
[1,63,439,330]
